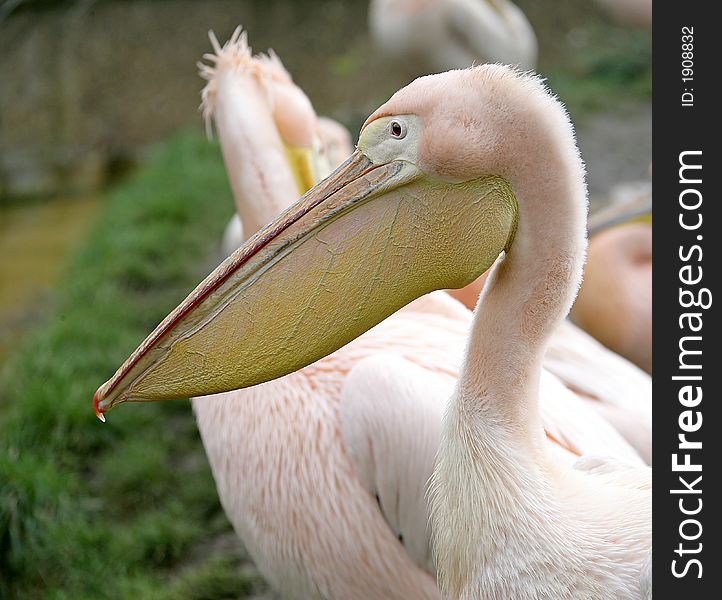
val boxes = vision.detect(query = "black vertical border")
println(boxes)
[653,3,720,597]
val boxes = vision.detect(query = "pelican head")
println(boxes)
[200,27,321,155]
[92,66,555,417]
[199,27,329,231]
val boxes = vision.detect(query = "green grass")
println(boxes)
[0,133,266,599]
[543,26,652,118]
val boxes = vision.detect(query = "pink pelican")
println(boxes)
[369,0,538,72]
[198,28,349,257]
[94,64,651,597]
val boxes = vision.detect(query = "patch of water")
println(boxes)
[0,194,101,361]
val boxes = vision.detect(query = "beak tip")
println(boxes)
[93,388,106,423]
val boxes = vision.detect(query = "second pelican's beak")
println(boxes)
[283,144,323,195]
[94,143,518,416]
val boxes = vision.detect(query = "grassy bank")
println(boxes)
[0,134,266,599]
[544,26,652,118]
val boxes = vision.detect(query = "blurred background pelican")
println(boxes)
[1,1,650,598]
[369,0,538,73]
[197,27,353,256]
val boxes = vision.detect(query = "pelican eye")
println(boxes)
[390,120,406,139]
